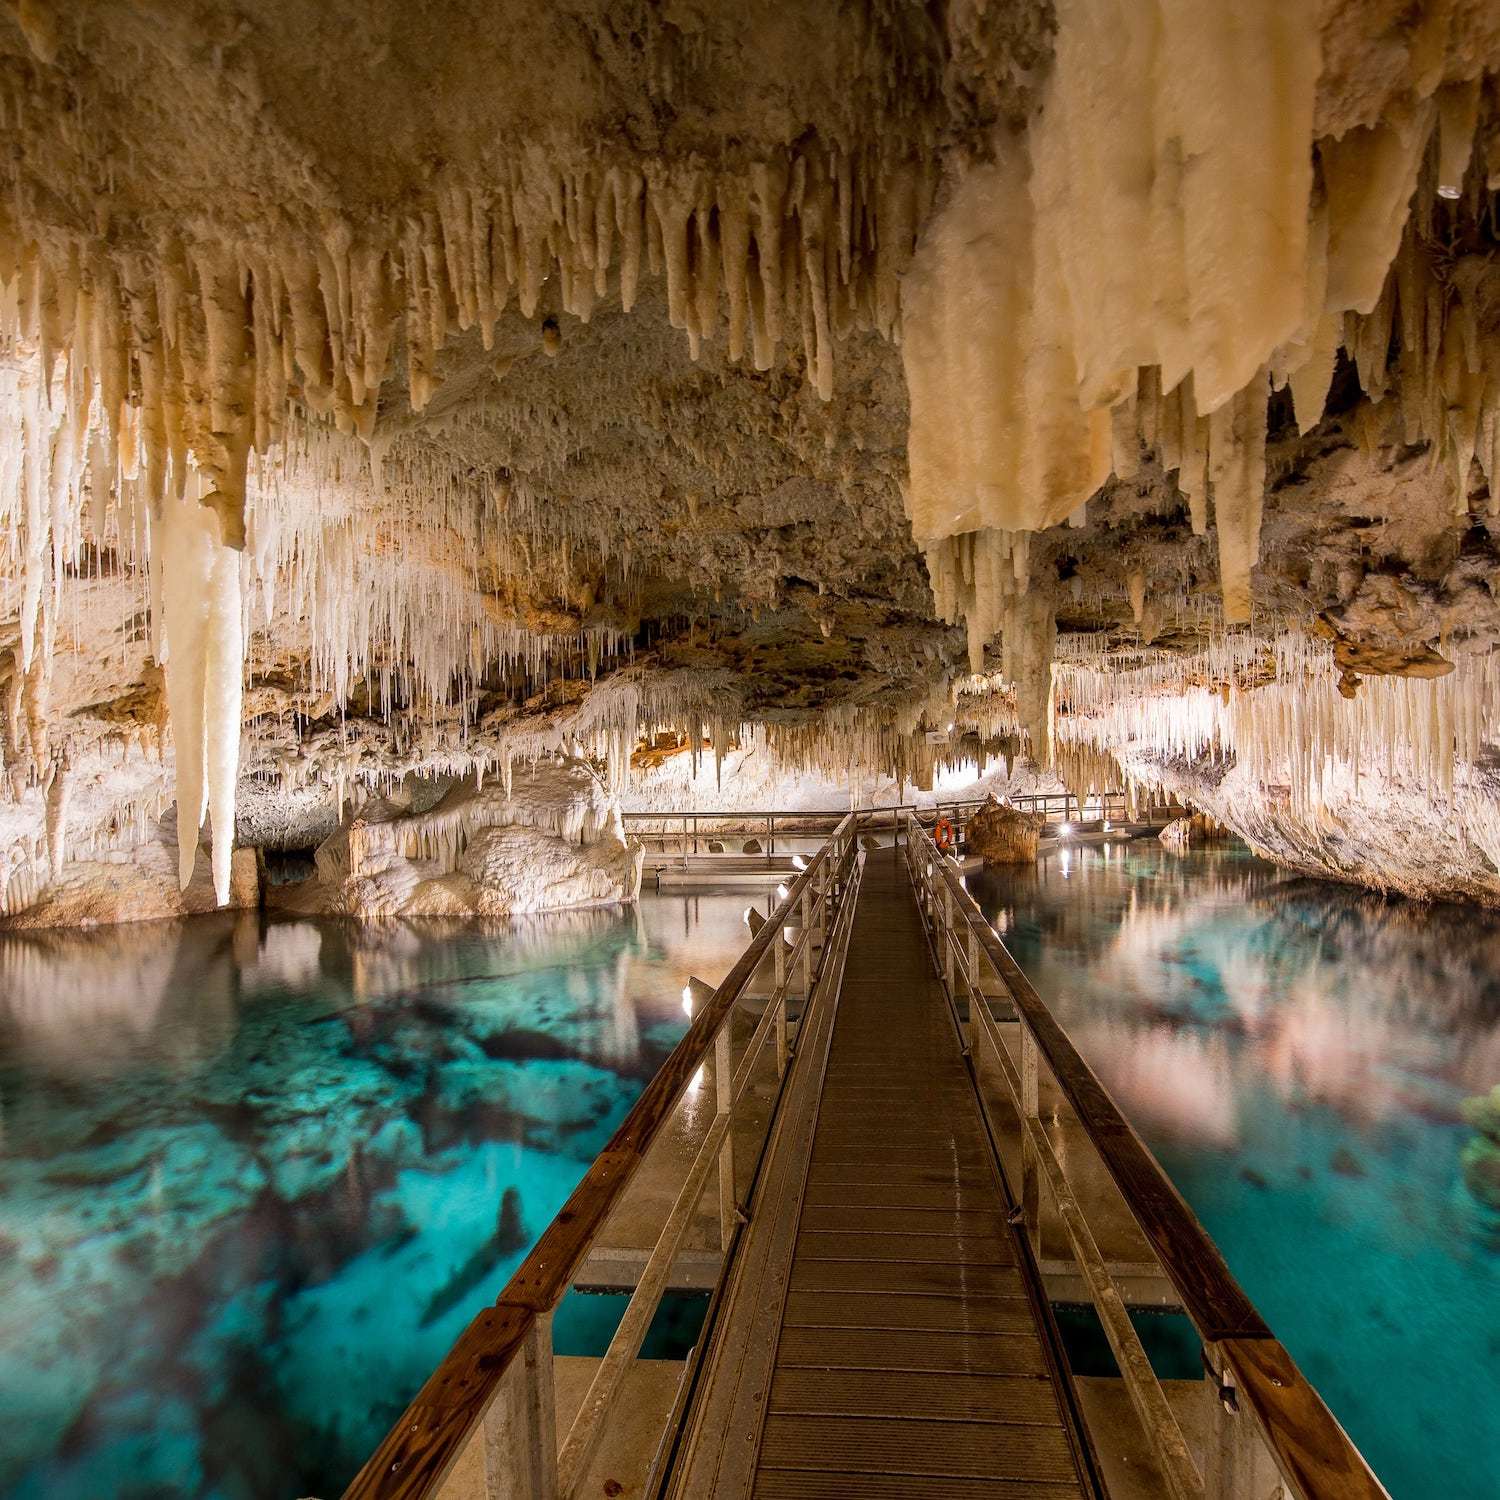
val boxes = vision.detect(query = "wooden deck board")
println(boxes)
[781,1289,1037,1334]
[757,1413,1083,1481]
[768,1367,1065,1423]
[752,1476,1084,1500]
[788,1256,1028,1299]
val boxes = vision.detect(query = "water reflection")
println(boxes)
[973,844,1500,1500]
[0,894,744,1500]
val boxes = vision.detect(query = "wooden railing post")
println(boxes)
[483,1312,557,1500]
[966,928,981,1047]
[1020,1028,1041,1255]
[942,885,955,990]
[773,924,788,1076]
[1200,1351,1285,1500]
[799,887,813,998]
[715,1023,736,1246]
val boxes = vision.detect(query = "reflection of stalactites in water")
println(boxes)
[340,903,643,1004]
[1070,1018,1240,1147]
[0,916,239,1076]
[990,843,1500,1125]
[606,947,641,1068]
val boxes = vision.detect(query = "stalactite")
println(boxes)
[898,1,1490,640]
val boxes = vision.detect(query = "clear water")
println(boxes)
[7,860,1498,1500]
[0,892,756,1500]
[970,842,1500,1500]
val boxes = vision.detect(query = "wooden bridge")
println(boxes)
[343,815,1389,1500]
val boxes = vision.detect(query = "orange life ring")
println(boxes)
[934,815,956,851]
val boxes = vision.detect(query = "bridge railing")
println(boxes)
[903,815,1390,1500]
[341,815,863,1500]
[623,789,1180,857]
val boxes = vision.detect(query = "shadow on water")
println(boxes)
[971,840,1500,1500]
[0,891,749,1500]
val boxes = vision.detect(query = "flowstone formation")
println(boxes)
[2,3,1500,919]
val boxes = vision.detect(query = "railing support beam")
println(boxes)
[483,1312,557,1500]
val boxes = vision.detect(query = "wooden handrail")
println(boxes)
[909,818,1262,1341]
[905,817,1391,1500]
[343,815,856,1500]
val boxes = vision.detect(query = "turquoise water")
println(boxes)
[0,894,753,1499]
[971,842,1500,1500]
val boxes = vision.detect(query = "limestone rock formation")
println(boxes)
[303,758,642,921]
[1159,814,1231,852]
[966,798,1045,867]
[2,810,259,929]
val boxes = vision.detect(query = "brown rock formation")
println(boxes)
[966,798,1045,867]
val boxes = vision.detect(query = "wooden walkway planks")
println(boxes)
[745,848,1095,1500]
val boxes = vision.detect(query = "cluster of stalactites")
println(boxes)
[1053,740,1134,816]
[0,347,654,906]
[903,0,1495,645]
[0,138,933,907]
[0,331,243,902]
[246,427,635,719]
[4,142,931,523]
[1229,635,1500,816]
[926,532,1056,766]
[1340,207,1500,521]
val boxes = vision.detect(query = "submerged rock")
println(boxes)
[1461,1086,1500,1210]
[419,1186,528,1327]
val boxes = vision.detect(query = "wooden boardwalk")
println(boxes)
[671,848,1100,1499]
[347,823,1389,1500]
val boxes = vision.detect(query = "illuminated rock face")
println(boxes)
[308,759,643,921]
[966,799,1045,867]
[1,4,1500,919]
[1,813,260,930]
[1159,814,1229,852]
